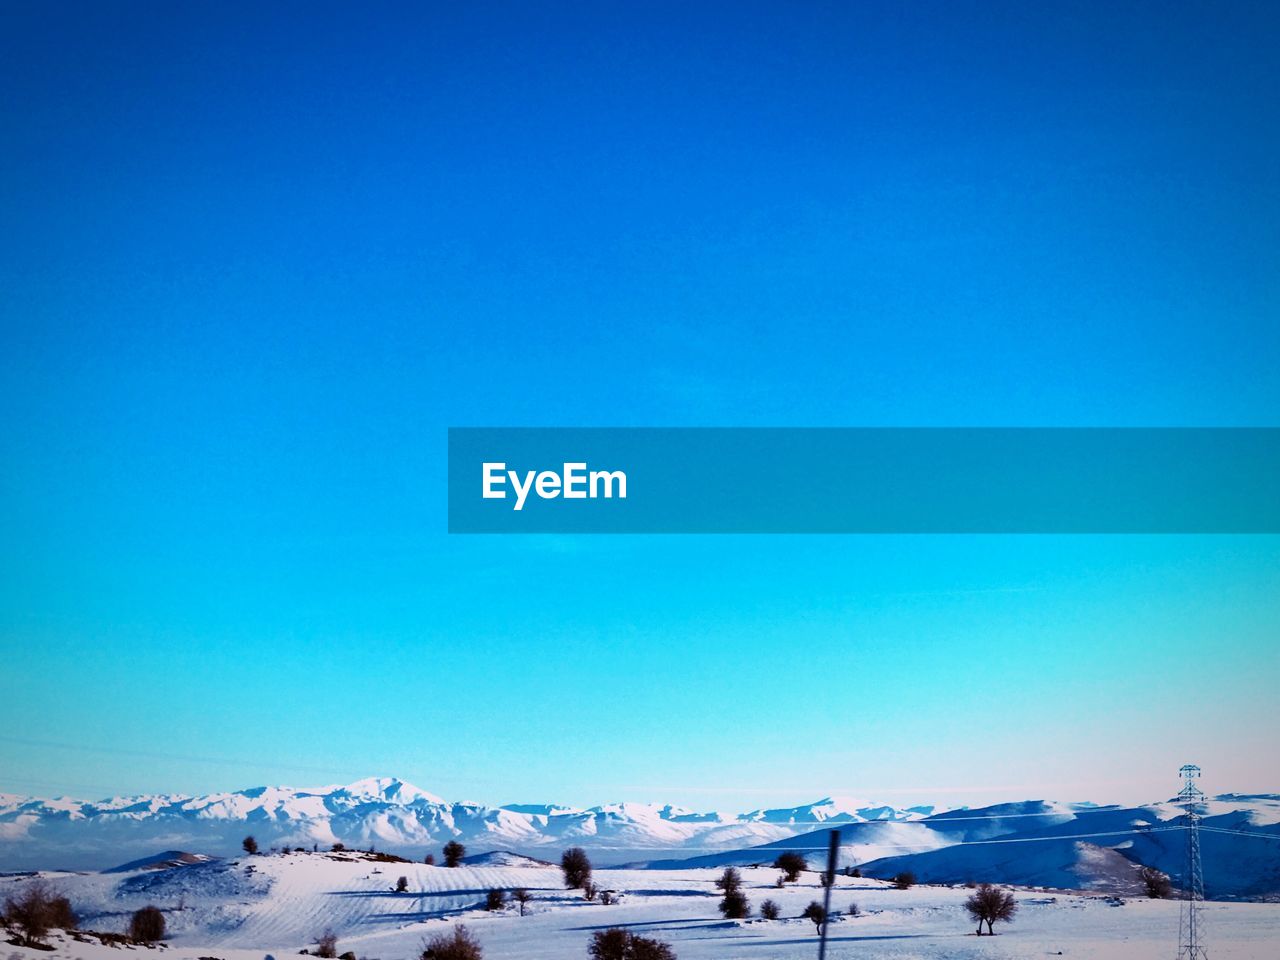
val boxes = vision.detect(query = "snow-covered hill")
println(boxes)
[649,796,1280,899]
[3,851,1278,960]
[0,778,933,871]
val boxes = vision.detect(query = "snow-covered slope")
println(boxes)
[0,778,928,871]
[652,796,1280,899]
[3,852,1279,960]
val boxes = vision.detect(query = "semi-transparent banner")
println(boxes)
[447,428,1280,533]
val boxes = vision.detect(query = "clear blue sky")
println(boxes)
[1,1,1277,811]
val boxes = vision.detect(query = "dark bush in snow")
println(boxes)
[561,847,593,889]
[588,928,676,960]
[396,876,409,893]
[719,888,749,919]
[773,851,806,883]
[243,835,259,855]
[485,888,506,911]
[420,924,483,960]
[130,905,167,943]
[443,841,466,868]
[715,868,749,919]
[714,867,741,892]
[759,899,781,920]
[893,871,916,890]
[1139,866,1173,899]
[315,927,338,958]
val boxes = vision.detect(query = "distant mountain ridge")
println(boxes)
[0,776,937,871]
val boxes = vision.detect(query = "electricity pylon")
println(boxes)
[1175,764,1207,959]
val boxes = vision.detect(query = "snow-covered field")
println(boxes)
[5,851,1278,960]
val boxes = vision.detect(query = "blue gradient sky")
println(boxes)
[1,2,1277,811]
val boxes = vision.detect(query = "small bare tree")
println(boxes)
[485,888,506,911]
[396,875,410,893]
[801,901,826,935]
[242,835,259,855]
[4,881,54,945]
[965,883,1017,935]
[511,887,532,916]
[893,871,916,890]
[759,899,780,920]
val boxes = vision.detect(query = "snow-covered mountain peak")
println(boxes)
[331,777,445,806]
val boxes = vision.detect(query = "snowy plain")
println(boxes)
[4,850,1279,960]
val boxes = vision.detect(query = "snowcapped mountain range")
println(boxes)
[0,777,937,871]
[4,777,1277,897]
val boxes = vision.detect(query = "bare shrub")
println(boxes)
[130,906,167,943]
[4,881,55,945]
[315,927,339,958]
[49,894,77,930]
[759,899,780,920]
[420,924,483,960]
